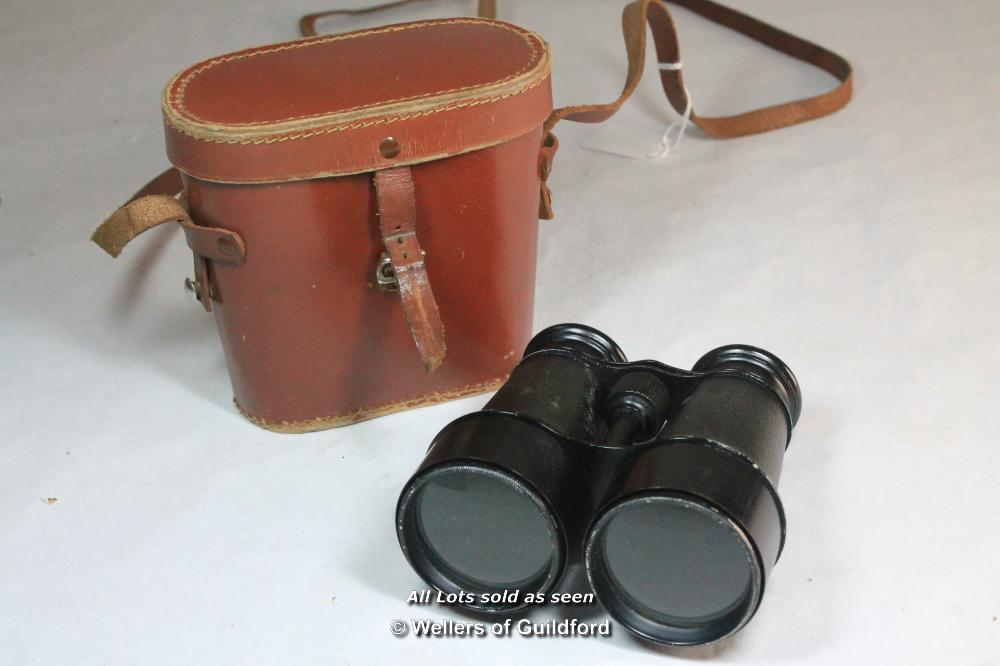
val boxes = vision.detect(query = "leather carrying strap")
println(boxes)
[92,0,850,359]
[373,167,448,372]
[301,0,852,138]
[97,0,853,231]
[300,0,496,35]
[545,0,852,137]
[537,131,559,220]
[91,175,246,312]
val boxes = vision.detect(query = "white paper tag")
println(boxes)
[583,123,669,160]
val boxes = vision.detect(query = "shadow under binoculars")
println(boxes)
[396,324,801,646]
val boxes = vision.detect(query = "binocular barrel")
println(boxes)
[395,324,801,645]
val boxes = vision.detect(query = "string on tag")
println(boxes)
[651,61,692,160]
[581,61,694,160]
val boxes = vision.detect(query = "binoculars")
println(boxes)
[396,324,801,646]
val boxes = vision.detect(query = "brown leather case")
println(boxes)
[152,19,551,432]
[92,1,853,433]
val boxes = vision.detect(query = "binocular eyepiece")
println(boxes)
[396,324,801,646]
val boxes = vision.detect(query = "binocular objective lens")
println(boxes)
[401,464,562,607]
[587,496,761,644]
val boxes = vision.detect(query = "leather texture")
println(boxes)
[90,192,246,311]
[162,19,552,183]
[544,0,852,137]
[537,131,559,220]
[92,4,853,431]
[184,126,544,431]
[91,194,192,259]
[300,0,852,139]
[374,166,447,372]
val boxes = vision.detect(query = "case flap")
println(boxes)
[162,18,552,183]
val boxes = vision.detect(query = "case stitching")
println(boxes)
[165,74,546,145]
[234,376,506,432]
[169,19,541,128]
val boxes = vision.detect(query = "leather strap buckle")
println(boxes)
[183,254,214,311]
[91,191,246,313]
[179,220,246,312]
[375,251,399,292]
[373,166,447,373]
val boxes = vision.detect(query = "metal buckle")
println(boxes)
[376,252,399,292]
[184,253,213,312]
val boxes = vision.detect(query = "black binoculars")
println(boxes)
[396,324,801,646]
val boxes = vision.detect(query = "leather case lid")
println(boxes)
[161,18,552,183]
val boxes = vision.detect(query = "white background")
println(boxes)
[2,0,998,663]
